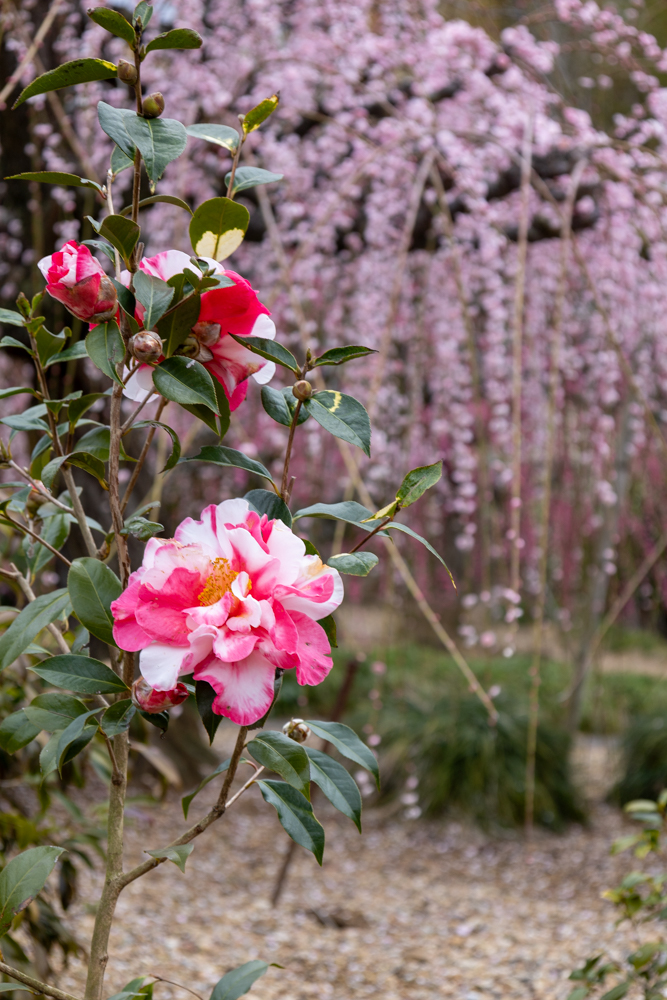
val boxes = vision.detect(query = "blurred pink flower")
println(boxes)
[111,499,343,725]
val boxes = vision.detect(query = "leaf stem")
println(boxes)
[225,128,244,200]
[348,514,393,554]
[280,400,301,500]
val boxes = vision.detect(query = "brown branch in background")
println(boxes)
[366,150,435,419]
[7,563,70,654]
[509,112,534,604]
[0,0,65,109]
[2,512,72,568]
[524,158,586,841]
[280,400,302,499]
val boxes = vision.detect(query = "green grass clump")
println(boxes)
[611,715,667,804]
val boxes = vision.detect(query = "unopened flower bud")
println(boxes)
[142,92,165,119]
[26,483,47,516]
[192,321,221,347]
[177,334,200,358]
[132,677,188,714]
[129,331,162,363]
[292,380,313,401]
[93,276,118,322]
[117,59,138,85]
[283,718,311,743]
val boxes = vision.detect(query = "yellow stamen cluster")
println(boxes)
[198,557,238,606]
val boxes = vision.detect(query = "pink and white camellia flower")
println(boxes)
[121,249,276,411]
[110,499,343,726]
[38,240,117,322]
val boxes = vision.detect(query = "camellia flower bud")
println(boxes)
[129,331,162,363]
[131,677,188,714]
[117,59,138,85]
[94,276,119,322]
[283,718,311,743]
[192,321,221,347]
[142,92,165,119]
[292,379,313,401]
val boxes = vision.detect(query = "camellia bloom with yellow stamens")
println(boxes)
[110,499,343,725]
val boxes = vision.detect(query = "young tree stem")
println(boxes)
[120,399,167,514]
[0,960,82,1000]
[280,401,301,499]
[348,515,393,554]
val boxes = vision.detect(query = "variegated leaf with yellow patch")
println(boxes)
[188,197,250,262]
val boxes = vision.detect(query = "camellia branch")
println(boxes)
[4,563,70,654]
[1,512,72,568]
[119,725,250,889]
[0,960,83,1000]
[280,399,302,500]
[348,514,393,554]
[120,398,167,514]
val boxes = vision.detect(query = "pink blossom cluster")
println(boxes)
[4,0,667,640]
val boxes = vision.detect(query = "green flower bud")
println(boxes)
[117,59,138,85]
[292,379,313,401]
[142,92,165,119]
[129,331,162,363]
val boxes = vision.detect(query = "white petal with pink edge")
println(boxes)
[195,650,276,725]
[139,643,190,691]
[278,558,344,620]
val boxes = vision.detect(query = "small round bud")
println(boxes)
[142,92,165,119]
[117,59,138,85]
[283,718,311,743]
[129,331,162,364]
[132,677,188,714]
[292,380,313,401]
[192,321,221,347]
[26,483,47,516]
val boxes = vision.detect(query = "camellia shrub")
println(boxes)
[0,6,451,999]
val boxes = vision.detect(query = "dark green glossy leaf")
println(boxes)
[312,345,377,367]
[153,357,219,413]
[83,239,117,264]
[68,557,122,646]
[247,731,310,797]
[195,679,222,744]
[304,390,371,456]
[133,1,153,28]
[124,114,188,188]
[121,514,163,540]
[42,453,108,491]
[327,551,378,576]
[260,385,310,427]
[6,171,103,194]
[319,614,337,648]
[92,215,140,266]
[145,28,202,52]
[396,461,442,507]
[189,197,249,262]
[134,420,181,472]
[242,94,279,134]
[87,7,136,43]
[305,720,379,788]
[98,103,136,159]
[45,340,88,366]
[68,393,107,428]
[385,522,454,584]
[133,270,174,330]
[183,445,273,483]
[224,166,282,197]
[86,321,125,384]
[0,589,71,671]
[35,326,67,366]
[0,847,65,936]
[229,334,297,373]
[56,710,100,772]
[245,489,291,528]
[156,291,200,358]
[0,711,41,753]
[185,123,239,152]
[257,780,324,864]
[306,747,362,831]
[24,693,89,732]
[31,654,128,694]
[111,145,135,176]
[14,59,118,108]
[138,709,169,733]
[100,700,136,738]
[292,501,380,532]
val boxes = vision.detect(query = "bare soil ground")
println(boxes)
[50,735,652,1000]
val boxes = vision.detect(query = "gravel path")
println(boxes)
[49,737,648,1000]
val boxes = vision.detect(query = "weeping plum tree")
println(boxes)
[0,5,452,999]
